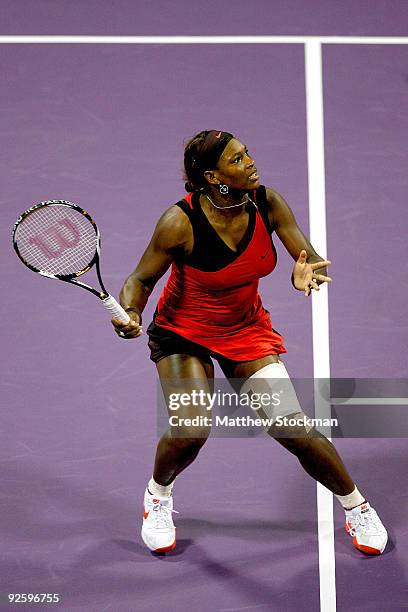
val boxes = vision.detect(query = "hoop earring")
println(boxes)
[219,184,229,195]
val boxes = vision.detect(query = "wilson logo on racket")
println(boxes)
[12,199,130,326]
[28,218,81,259]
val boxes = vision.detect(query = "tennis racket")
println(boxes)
[12,199,130,324]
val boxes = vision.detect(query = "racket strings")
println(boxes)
[14,205,98,275]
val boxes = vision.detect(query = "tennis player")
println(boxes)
[112,130,387,555]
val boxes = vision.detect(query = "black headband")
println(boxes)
[199,130,234,170]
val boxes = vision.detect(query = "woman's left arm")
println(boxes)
[265,187,332,296]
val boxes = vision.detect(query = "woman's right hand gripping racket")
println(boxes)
[12,199,142,339]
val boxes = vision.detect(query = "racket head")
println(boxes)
[12,200,100,281]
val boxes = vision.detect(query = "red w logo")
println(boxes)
[29,218,81,259]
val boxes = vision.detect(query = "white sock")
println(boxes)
[335,486,365,510]
[148,477,174,498]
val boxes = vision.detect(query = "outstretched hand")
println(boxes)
[292,250,332,297]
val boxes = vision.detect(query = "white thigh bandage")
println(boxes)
[240,361,303,420]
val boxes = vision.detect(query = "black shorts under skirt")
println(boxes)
[146,319,234,368]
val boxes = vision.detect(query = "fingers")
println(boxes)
[111,317,143,339]
[304,278,320,297]
[297,249,307,261]
[314,274,332,283]
[311,259,331,270]
[304,283,318,296]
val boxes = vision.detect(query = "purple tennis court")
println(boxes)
[1,3,407,611]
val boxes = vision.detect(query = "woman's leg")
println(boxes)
[274,432,354,495]
[141,353,214,552]
[222,355,387,554]
[229,354,388,553]
[152,353,214,486]
[220,354,354,495]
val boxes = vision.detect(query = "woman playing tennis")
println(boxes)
[112,130,387,555]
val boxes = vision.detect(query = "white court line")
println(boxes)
[305,41,336,612]
[0,35,408,44]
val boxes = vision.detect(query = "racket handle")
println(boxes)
[102,295,130,324]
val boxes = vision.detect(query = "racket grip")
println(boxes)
[102,295,130,324]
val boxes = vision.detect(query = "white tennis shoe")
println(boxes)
[141,488,177,553]
[345,501,388,555]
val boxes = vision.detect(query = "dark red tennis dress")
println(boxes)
[152,185,286,361]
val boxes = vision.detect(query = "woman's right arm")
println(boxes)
[111,205,191,339]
